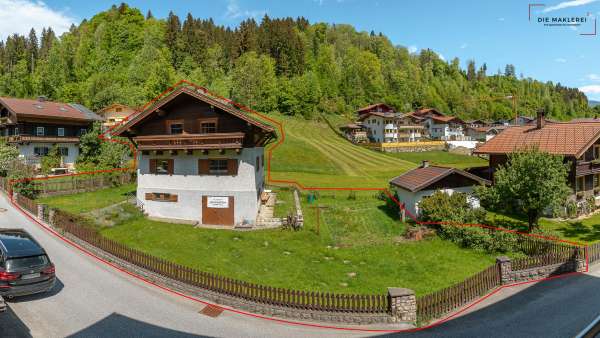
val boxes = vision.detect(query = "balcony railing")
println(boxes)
[575,160,600,176]
[134,132,245,150]
[7,135,80,143]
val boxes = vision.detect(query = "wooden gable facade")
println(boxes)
[115,87,275,151]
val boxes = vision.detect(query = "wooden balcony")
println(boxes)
[134,132,245,150]
[7,135,80,143]
[575,160,600,176]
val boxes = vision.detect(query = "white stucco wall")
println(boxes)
[136,147,265,225]
[16,143,79,167]
[394,186,480,218]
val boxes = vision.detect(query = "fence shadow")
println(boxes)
[0,305,33,338]
[67,313,207,338]
[384,272,600,338]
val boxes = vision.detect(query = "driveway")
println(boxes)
[0,194,372,337]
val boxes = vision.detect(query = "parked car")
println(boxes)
[0,229,55,298]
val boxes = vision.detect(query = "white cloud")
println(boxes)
[542,0,598,13]
[438,53,445,61]
[587,73,600,81]
[407,45,418,53]
[554,57,567,63]
[460,43,468,49]
[580,85,600,99]
[0,0,75,42]
[225,0,266,20]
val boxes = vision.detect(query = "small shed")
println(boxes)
[389,161,490,217]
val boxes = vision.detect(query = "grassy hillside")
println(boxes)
[267,113,486,188]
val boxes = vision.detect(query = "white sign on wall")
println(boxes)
[207,196,229,208]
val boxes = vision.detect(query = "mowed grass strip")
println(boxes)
[37,183,136,214]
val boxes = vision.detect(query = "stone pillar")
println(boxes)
[575,247,587,272]
[387,287,416,323]
[48,209,56,226]
[497,256,512,285]
[37,204,46,221]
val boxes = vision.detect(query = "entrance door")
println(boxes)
[202,196,235,226]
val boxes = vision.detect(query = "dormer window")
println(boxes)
[36,126,45,136]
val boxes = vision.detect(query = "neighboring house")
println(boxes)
[97,103,138,130]
[425,115,469,141]
[358,111,398,143]
[409,108,445,120]
[516,116,534,126]
[339,123,368,143]
[356,103,395,117]
[473,111,600,203]
[466,126,509,142]
[113,86,276,227]
[0,96,102,169]
[396,113,426,142]
[465,119,489,129]
[389,161,490,217]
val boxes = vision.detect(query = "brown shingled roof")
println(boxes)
[0,97,100,122]
[473,122,600,157]
[389,165,489,192]
[356,103,394,114]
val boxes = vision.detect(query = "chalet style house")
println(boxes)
[355,103,424,143]
[97,103,137,130]
[114,86,276,226]
[0,96,101,169]
[474,112,600,202]
[389,161,490,217]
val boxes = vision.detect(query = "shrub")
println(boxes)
[40,146,61,174]
[419,191,486,225]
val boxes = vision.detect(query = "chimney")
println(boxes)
[536,108,546,129]
[421,160,430,168]
[37,95,47,102]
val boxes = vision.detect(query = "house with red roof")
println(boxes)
[474,111,600,202]
[0,96,102,169]
[389,161,490,217]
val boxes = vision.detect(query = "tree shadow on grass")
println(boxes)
[553,221,600,243]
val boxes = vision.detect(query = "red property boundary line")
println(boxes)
[4,79,593,333]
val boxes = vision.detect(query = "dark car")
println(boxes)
[0,229,55,298]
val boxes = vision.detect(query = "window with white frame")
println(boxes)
[36,126,44,136]
[57,127,65,137]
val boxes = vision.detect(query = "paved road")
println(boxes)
[0,194,375,338]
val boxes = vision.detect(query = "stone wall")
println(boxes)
[496,255,585,285]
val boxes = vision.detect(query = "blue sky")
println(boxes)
[1,0,600,100]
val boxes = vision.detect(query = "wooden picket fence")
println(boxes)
[16,194,38,215]
[32,172,134,197]
[588,242,600,264]
[512,248,581,271]
[46,208,388,314]
[416,264,500,322]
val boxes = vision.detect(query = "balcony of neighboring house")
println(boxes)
[7,135,80,144]
[574,174,600,203]
[133,132,246,150]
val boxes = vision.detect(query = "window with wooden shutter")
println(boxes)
[198,159,210,175]
[227,159,238,175]
[145,192,178,202]
[167,159,174,175]
[149,159,157,174]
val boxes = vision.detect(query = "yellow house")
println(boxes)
[97,103,138,130]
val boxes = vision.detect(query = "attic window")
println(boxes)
[116,107,123,112]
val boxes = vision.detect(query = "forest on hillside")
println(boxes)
[0,3,594,121]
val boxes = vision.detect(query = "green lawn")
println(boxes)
[37,183,136,214]
[487,211,600,244]
[267,113,487,188]
[40,185,499,296]
[385,151,488,169]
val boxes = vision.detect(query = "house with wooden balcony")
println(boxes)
[0,96,102,169]
[355,105,425,143]
[474,111,600,204]
[97,103,138,131]
[113,85,276,227]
